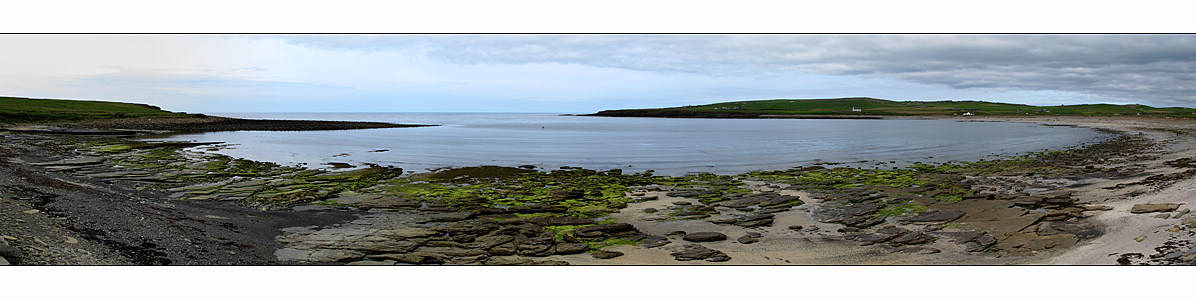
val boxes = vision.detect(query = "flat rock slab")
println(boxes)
[554,243,591,255]
[326,191,383,205]
[966,213,1045,238]
[28,156,105,166]
[638,236,671,248]
[1131,203,1181,214]
[883,246,941,255]
[526,216,597,226]
[682,232,727,242]
[737,235,758,244]
[907,210,966,222]
[937,199,1021,222]
[292,205,334,211]
[811,202,883,223]
[890,231,934,245]
[358,197,422,208]
[85,171,152,178]
[346,260,397,266]
[1022,234,1078,251]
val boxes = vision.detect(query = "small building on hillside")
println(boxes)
[852,107,862,112]
[963,112,974,116]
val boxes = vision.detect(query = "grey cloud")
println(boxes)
[270,34,1196,105]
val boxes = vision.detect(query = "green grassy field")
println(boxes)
[0,96,195,124]
[604,97,1196,117]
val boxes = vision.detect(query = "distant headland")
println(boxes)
[586,97,1196,118]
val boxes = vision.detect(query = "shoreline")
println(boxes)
[20,115,435,133]
[2,116,1194,265]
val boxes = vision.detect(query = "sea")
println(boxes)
[146,113,1110,177]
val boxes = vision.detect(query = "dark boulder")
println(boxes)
[591,250,624,259]
[683,232,727,242]
[0,244,24,260]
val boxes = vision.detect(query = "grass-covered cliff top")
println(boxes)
[0,96,196,124]
[591,97,1196,118]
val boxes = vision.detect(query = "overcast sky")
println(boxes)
[2,34,1194,113]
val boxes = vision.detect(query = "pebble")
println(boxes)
[1164,251,1184,259]
[1174,208,1191,219]
[788,225,803,231]
[22,209,39,214]
[2,236,16,241]
[1155,214,1171,219]
[1134,235,1148,242]
[65,236,78,244]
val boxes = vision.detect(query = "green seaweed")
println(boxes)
[875,202,927,217]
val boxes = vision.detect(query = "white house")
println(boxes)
[852,107,862,112]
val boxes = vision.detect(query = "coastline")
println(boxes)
[29,116,435,132]
[2,116,1194,265]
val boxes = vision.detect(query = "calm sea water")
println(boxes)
[149,113,1109,176]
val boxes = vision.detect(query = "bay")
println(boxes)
[150,113,1108,176]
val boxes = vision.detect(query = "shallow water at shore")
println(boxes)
[151,113,1109,176]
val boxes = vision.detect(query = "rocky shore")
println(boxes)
[31,115,433,132]
[3,116,1196,265]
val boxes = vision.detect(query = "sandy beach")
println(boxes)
[3,115,1196,265]
[553,116,1196,265]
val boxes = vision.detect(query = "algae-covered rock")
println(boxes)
[526,216,597,226]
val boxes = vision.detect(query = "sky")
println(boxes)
[2,34,1196,114]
